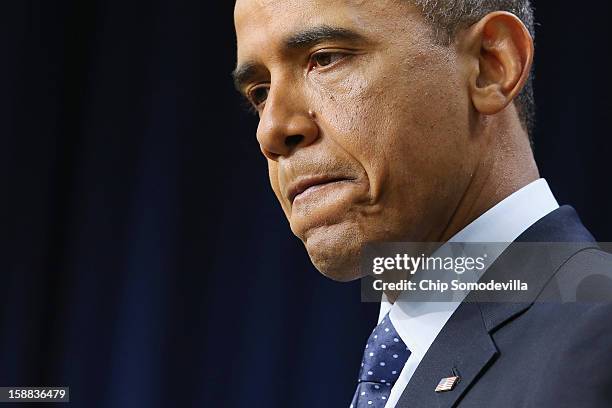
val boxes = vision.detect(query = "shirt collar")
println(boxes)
[380,179,559,355]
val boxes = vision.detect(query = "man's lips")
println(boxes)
[287,175,356,204]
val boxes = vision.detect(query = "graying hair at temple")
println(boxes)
[412,0,536,137]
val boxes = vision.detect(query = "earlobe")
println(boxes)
[468,12,534,116]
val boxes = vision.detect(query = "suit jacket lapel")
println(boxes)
[395,206,597,408]
[395,301,498,408]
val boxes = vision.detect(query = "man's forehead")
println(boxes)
[234,0,404,33]
[235,0,382,15]
[234,0,406,59]
[237,0,345,32]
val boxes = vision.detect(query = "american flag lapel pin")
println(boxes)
[435,372,460,393]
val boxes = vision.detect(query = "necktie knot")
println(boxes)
[350,313,410,408]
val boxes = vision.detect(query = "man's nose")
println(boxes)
[256,87,319,161]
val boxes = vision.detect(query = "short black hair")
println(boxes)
[412,0,535,139]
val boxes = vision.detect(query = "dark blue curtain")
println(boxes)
[1,1,611,407]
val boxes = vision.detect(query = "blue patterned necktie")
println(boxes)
[350,313,411,408]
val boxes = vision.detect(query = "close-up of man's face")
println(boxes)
[234,0,524,281]
[9,2,612,406]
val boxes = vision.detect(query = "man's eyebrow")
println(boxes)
[283,25,365,49]
[232,25,365,94]
[232,62,259,94]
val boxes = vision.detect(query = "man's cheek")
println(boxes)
[268,161,289,215]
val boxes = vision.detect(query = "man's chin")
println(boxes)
[302,224,366,282]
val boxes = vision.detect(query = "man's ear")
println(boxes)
[462,11,534,115]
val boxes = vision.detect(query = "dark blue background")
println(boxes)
[1,1,611,407]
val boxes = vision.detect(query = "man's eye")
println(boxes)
[309,52,345,71]
[248,86,269,108]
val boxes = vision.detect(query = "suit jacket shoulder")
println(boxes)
[396,207,612,408]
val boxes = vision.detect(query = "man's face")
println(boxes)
[234,0,480,281]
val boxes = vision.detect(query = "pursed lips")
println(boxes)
[286,175,356,204]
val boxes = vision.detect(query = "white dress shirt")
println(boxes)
[380,178,559,408]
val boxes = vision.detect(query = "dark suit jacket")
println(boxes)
[396,206,612,408]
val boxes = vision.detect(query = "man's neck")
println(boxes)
[385,116,540,303]
[438,118,540,243]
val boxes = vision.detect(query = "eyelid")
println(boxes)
[246,83,270,108]
[307,48,355,72]
[311,46,358,55]
[243,49,357,109]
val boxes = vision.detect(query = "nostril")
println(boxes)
[285,134,304,149]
